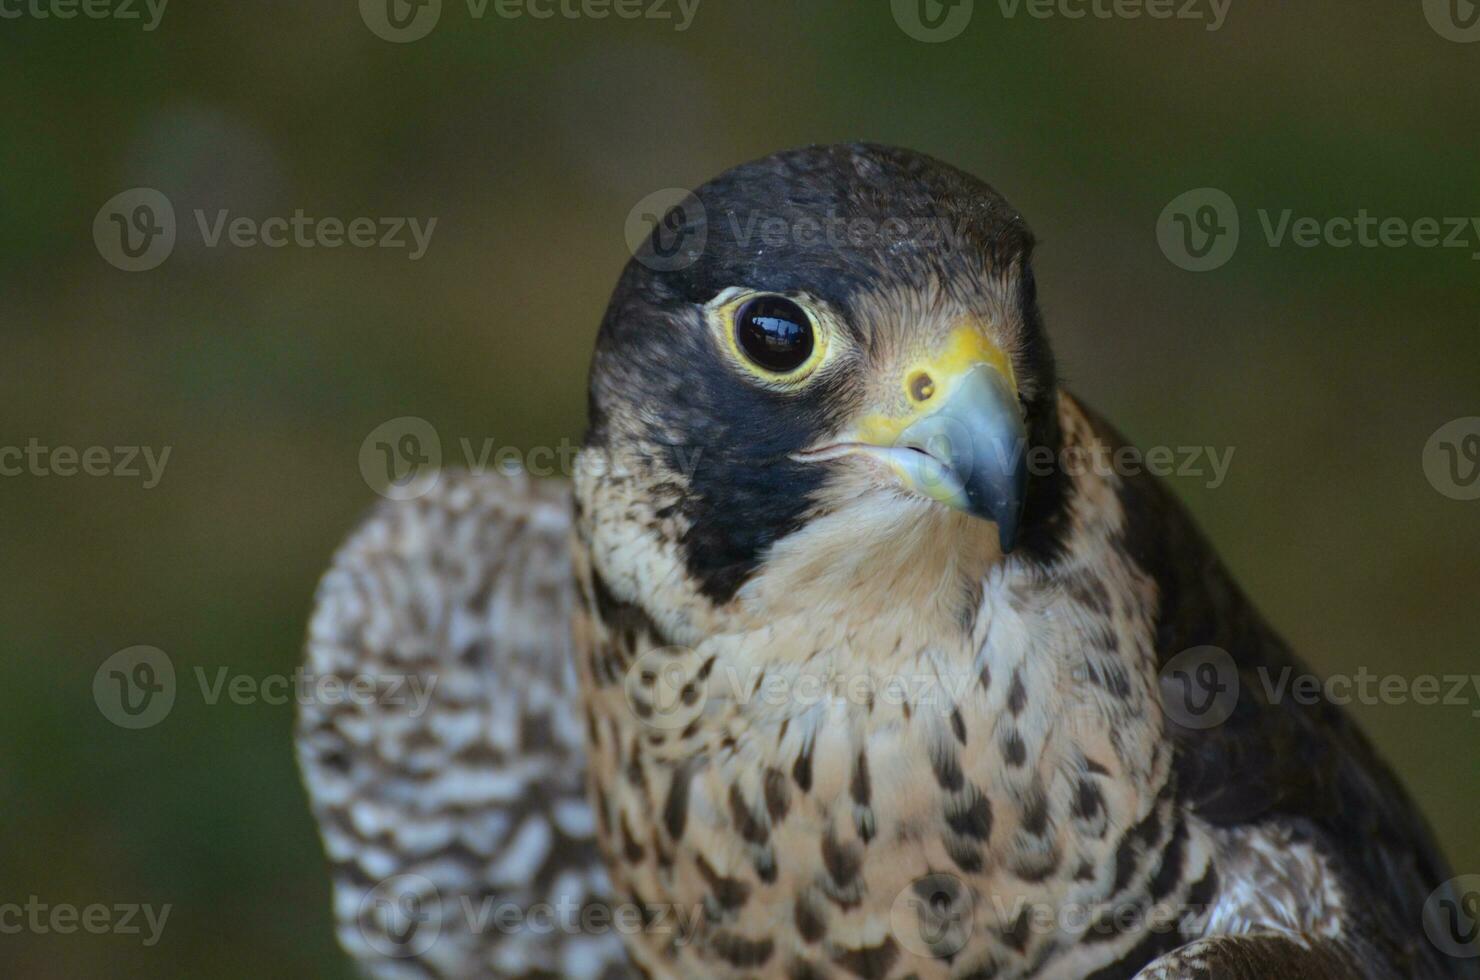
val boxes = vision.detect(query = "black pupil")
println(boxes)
[735,297,813,373]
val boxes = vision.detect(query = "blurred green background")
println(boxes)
[2,1,1477,975]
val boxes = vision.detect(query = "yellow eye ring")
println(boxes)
[708,290,834,389]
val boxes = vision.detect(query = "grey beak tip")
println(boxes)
[892,362,1030,552]
[997,519,1019,554]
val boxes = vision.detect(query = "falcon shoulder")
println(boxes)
[295,470,628,979]
[1080,403,1475,980]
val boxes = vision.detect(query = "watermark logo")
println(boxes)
[625,187,706,272]
[360,417,443,501]
[359,874,443,958]
[892,0,974,42]
[93,646,176,730]
[1424,418,1480,501]
[623,646,707,731]
[1425,875,1480,958]
[360,0,442,42]
[1157,188,1239,272]
[94,188,176,272]
[1158,645,1239,729]
[891,873,975,958]
[1424,0,1480,42]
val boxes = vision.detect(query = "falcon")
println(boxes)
[297,144,1474,979]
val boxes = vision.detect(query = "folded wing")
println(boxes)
[296,470,629,979]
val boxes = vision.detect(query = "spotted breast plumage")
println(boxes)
[297,144,1475,979]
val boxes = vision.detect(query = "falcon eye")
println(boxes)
[734,296,815,374]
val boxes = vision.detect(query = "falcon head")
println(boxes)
[582,144,1065,624]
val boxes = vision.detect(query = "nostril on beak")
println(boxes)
[909,371,936,403]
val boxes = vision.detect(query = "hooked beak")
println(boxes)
[795,327,1029,552]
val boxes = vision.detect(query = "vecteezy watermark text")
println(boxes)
[1160,646,1480,731]
[94,188,437,272]
[0,0,167,30]
[994,0,1229,30]
[464,0,698,28]
[194,666,437,716]
[358,416,707,500]
[1028,441,1234,489]
[724,210,975,253]
[0,898,170,947]
[1159,188,1480,271]
[0,440,171,488]
[359,0,699,43]
[192,210,437,259]
[1259,666,1480,717]
[623,193,990,273]
[889,871,1215,960]
[92,645,438,730]
[892,0,1230,42]
[357,874,704,958]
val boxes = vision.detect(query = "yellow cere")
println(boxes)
[852,321,1017,447]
